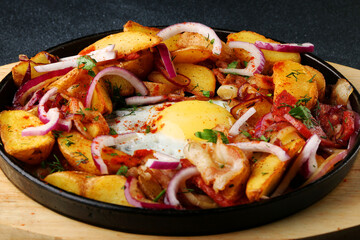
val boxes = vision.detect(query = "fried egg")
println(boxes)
[109,100,235,159]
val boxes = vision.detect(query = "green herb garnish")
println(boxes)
[116,165,128,176]
[195,129,229,144]
[76,55,97,77]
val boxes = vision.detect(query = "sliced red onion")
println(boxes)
[229,141,290,162]
[157,43,176,78]
[254,112,274,138]
[219,41,265,76]
[13,67,73,106]
[91,133,138,174]
[165,167,200,206]
[229,107,256,136]
[145,159,180,170]
[254,41,314,53]
[22,108,60,136]
[157,22,222,55]
[37,88,72,132]
[272,134,321,197]
[34,47,116,73]
[23,89,43,111]
[125,95,167,106]
[19,54,29,61]
[86,66,149,108]
[302,150,348,186]
[60,44,115,62]
[348,112,360,150]
[124,176,177,209]
[145,151,181,170]
[155,60,191,87]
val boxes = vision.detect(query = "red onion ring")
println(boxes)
[165,167,200,206]
[34,45,116,73]
[124,176,177,209]
[154,60,191,87]
[125,95,167,106]
[23,89,43,111]
[219,41,265,76]
[22,108,60,136]
[229,107,256,136]
[85,66,149,108]
[254,41,314,53]
[229,141,290,162]
[13,67,73,106]
[272,134,321,197]
[145,151,181,170]
[157,22,222,55]
[37,88,72,132]
[156,43,176,78]
[91,133,138,174]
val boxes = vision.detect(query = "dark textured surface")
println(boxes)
[0,0,359,68]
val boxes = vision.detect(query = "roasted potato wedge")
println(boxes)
[304,65,326,101]
[44,171,131,206]
[0,110,55,164]
[12,51,58,87]
[58,130,140,174]
[227,31,301,74]
[246,126,305,201]
[79,31,162,59]
[273,60,318,109]
[175,63,216,96]
[172,46,212,64]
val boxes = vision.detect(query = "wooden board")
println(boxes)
[0,62,360,240]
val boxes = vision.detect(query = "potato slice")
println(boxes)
[142,81,179,96]
[227,31,301,74]
[84,175,130,206]
[12,51,58,87]
[58,130,139,174]
[273,60,318,109]
[172,46,212,64]
[44,171,131,207]
[79,31,162,59]
[175,63,216,96]
[44,171,90,195]
[0,110,55,164]
[304,65,326,101]
[246,126,305,202]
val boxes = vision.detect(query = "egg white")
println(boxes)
[108,100,231,159]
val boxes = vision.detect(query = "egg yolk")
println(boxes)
[152,100,235,141]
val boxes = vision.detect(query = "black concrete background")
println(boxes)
[0,0,359,69]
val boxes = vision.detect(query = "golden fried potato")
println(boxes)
[172,46,212,64]
[12,51,58,87]
[79,31,162,59]
[44,171,90,195]
[44,171,131,206]
[123,20,160,36]
[304,65,326,101]
[227,31,301,74]
[84,175,130,206]
[58,130,138,175]
[0,110,55,164]
[246,126,305,202]
[142,81,179,96]
[273,60,318,109]
[175,63,216,97]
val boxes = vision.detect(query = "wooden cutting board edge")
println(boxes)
[0,62,360,240]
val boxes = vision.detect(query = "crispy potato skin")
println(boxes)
[304,65,326,101]
[0,110,55,164]
[44,171,131,206]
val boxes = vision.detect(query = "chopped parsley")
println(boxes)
[76,55,97,77]
[145,125,151,133]
[195,129,229,144]
[153,189,166,202]
[308,74,316,83]
[286,69,304,81]
[109,127,117,135]
[200,90,211,97]
[227,61,238,69]
[116,165,128,176]
[289,105,314,128]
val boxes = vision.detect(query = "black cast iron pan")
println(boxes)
[0,28,359,236]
